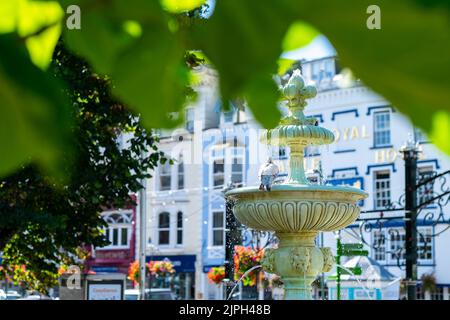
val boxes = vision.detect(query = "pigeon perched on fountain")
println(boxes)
[258,157,279,191]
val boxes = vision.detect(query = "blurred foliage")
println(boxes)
[161,0,206,14]
[291,0,450,151]
[283,21,319,52]
[421,273,437,293]
[0,43,166,293]
[0,34,71,178]
[0,0,449,178]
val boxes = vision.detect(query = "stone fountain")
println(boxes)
[226,69,368,300]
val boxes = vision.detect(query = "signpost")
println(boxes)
[335,234,368,300]
[59,273,126,300]
[87,281,123,300]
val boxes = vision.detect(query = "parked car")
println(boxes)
[0,290,22,300]
[147,288,177,300]
[17,293,52,300]
[5,291,22,300]
[124,289,141,300]
[124,288,176,300]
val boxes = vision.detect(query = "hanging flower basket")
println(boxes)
[128,260,141,286]
[207,267,225,285]
[148,260,176,278]
[233,246,264,287]
[128,259,176,286]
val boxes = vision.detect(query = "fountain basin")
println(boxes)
[226,183,367,300]
[226,184,367,233]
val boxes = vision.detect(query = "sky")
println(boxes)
[281,35,337,61]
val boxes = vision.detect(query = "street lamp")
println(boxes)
[400,135,421,300]
[138,150,147,301]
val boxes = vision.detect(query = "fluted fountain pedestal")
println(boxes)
[264,232,333,300]
[226,70,368,300]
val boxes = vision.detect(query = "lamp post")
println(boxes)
[400,137,420,300]
[138,150,147,300]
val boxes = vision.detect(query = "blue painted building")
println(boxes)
[200,111,255,299]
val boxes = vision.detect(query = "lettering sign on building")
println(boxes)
[95,250,128,260]
[332,125,370,142]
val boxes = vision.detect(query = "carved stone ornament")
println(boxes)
[290,247,311,274]
[321,247,335,273]
[261,248,276,274]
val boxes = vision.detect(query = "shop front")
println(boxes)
[146,254,196,300]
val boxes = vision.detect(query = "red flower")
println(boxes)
[128,259,176,286]
[207,267,225,285]
[128,260,140,285]
[233,246,264,286]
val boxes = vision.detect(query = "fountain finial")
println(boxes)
[280,69,318,126]
[264,69,334,184]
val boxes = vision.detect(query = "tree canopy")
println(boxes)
[0,42,166,292]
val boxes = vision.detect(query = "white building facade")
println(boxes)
[145,66,222,300]
[301,57,450,300]
[146,57,450,300]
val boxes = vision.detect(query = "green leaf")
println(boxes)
[2,0,449,158]
[123,20,143,38]
[62,0,163,75]
[0,34,72,177]
[285,0,450,138]
[282,21,319,52]
[112,26,189,129]
[160,0,206,13]
[0,0,19,33]
[277,58,296,76]
[17,0,64,70]
[244,76,281,129]
[0,0,64,70]
[61,0,189,129]
[192,0,293,128]
[429,111,450,155]
[64,13,139,75]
